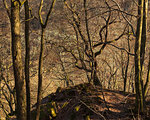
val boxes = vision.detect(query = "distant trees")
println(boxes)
[0,0,149,119]
[62,0,127,86]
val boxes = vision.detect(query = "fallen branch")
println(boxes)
[79,99,107,120]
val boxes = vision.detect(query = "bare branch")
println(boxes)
[79,99,107,120]
[108,43,135,56]
[111,0,136,36]
[3,0,11,19]
[38,0,44,26]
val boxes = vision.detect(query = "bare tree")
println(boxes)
[134,0,149,114]
[36,0,56,119]
[62,0,127,86]
[10,0,26,119]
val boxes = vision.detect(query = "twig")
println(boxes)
[79,99,107,120]
[117,93,133,104]
[108,43,135,56]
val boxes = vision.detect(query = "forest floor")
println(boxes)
[31,83,150,120]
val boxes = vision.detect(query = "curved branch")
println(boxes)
[108,43,135,56]
[3,0,11,19]
[111,0,136,36]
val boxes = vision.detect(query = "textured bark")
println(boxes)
[144,53,150,97]
[140,0,148,68]
[11,1,26,120]
[0,61,2,99]
[134,0,148,114]
[25,0,31,119]
[134,0,144,114]
[143,0,149,98]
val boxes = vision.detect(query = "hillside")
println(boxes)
[30,83,150,120]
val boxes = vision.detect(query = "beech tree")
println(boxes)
[3,0,31,119]
[10,0,26,119]
[134,0,149,114]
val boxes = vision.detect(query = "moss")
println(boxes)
[47,101,57,118]
[85,115,91,120]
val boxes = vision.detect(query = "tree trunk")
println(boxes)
[36,28,45,120]
[143,0,149,98]
[123,27,130,92]
[25,0,31,119]
[11,1,26,119]
[144,53,150,97]
[93,60,101,86]
[140,0,148,68]
[36,1,56,119]
[134,0,144,114]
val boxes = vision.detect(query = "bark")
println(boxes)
[36,28,45,120]
[123,27,130,92]
[93,60,101,86]
[134,0,148,114]
[143,0,149,96]
[11,1,26,119]
[140,0,148,68]
[123,55,129,92]
[144,53,150,97]
[0,61,2,99]
[134,0,144,114]
[24,0,31,119]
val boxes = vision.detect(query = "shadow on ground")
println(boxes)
[32,83,150,120]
